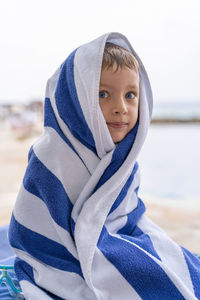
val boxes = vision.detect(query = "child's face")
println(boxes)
[99,66,139,143]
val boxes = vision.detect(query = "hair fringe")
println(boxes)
[102,42,139,72]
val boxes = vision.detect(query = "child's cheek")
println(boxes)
[99,102,108,120]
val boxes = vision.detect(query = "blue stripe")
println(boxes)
[120,225,161,261]
[9,215,83,277]
[44,97,79,157]
[109,162,139,215]
[135,185,139,195]
[14,258,64,299]
[55,49,97,154]
[14,257,34,284]
[117,198,161,260]
[181,247,200,299]
[98,226,185,299]
[94,120,139,193]
[117,198,160,260]
[23,148,73,233]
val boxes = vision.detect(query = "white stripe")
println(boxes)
[14,248,96,300]
[106,215,128,235]
[91,247,142,300]
[138,215,195,295]
[20,280,51,300]
[33,126,90,205]
[14,185,78,259]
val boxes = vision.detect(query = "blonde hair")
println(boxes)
[102,42,139,72]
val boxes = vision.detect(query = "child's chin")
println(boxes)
[113,137,124,144]
[109,128,128,144]
[112,133,127,144]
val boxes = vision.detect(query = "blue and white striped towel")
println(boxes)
[8,32,200,299]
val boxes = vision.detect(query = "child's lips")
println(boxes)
[107,122,128,129]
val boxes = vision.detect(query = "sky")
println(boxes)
[0,0,200,104]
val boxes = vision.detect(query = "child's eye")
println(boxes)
[125,92,135,99]
[99,91,109,99]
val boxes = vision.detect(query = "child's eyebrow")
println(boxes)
[126,84,139,90]
[99,83,111,88]
[99,83,139,90]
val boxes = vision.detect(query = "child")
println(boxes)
[8,32,200,299]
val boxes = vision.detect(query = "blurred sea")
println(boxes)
[152,100,200,121]
[138,123,200,202]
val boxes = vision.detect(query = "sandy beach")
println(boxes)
[0,121,200,253]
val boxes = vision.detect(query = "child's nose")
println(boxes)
[112,97,128,114]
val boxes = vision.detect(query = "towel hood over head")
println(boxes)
[45,32,153,159]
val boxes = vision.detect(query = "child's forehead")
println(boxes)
[100,66,140,89]
[101,63,138,73]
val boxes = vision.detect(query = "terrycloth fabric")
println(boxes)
[8,32,200,300]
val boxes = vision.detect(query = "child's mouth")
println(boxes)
[107,122,128,129]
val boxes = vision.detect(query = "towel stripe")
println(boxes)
[14,257,34,284]
[23,148,73,232]
[33,126,90,205]
[20,280,60,300]
[98,226,185,299]
[14,249,95,300]
[109,162,139,215]
[15,258,63,299]
[9,216,82,276]
[106,168,140,231]
[55,49,96,154]
[13,185,78,259]
[44,97,79,156]
[120,225,161,261]
[92,248,142,299]
[137,215,195,294]
[182,247,200,299]
[117,198,146,235]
